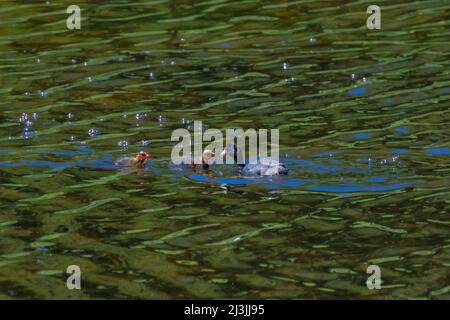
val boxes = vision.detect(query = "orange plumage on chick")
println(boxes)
[116,151,149,168]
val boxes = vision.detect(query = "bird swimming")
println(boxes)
[192,149,216,170]
[221,143,288,176]
[115,151,149,168]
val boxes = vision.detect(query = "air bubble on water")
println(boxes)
[22,127,32,136]
[286,76,298,83]
[135,113,147,120]
[170,60,176,65]
[19,113,28,122]
[118,140,129,149]
[157,114,166,123]
[21,123,37,139]
[38,90,47,97]
[88,128,100,137]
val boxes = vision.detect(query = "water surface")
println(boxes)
[0,0,449,299]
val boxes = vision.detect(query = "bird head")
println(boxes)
[220,143,243,164]
[202,149,216,165]
[135,151,150,164]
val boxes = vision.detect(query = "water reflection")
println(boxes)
[0,0,449,300]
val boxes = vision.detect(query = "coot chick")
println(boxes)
[116,151,149,168]
[192,149,216,170]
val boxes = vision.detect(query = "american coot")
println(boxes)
[192,149,216,170]
[116,151,149,168]
[220,143,288,176]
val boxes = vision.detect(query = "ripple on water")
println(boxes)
[0,0,448,300]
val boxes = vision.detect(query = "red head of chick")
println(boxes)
[135,151,150,166]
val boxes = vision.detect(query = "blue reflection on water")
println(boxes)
[275,179,312,187]
[0,152,114,169]
[189,169,416,193]
[391,149,409,154]
[191,174,209,181]
[213,177,258,185]
[287,159,340,173]
[0,150,422,194]
[394,127,408,134]
[29,160,73,167]
[423,148,450,155]
[351,132,373,139]
[347,87,366,95]
[0,161,21,167]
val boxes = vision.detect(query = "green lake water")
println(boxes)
[0,0,449,299]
